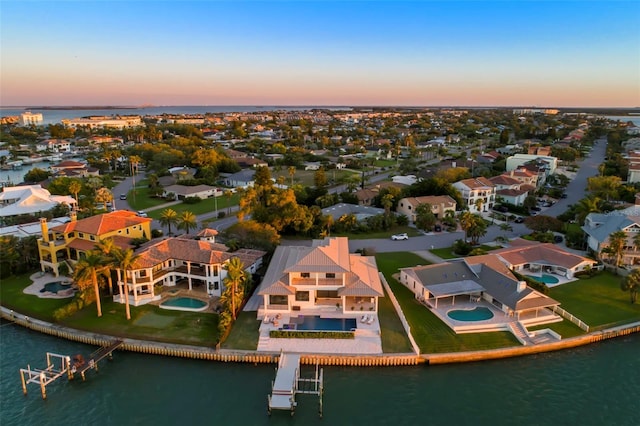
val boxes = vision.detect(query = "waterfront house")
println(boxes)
[582,206,640,266]
[38,211,151,277]
[491,239,598,279]
[113,233,266,306]
[257,237,383,315]
[0,185,76,221]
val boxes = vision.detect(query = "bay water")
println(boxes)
[1,322,638,426]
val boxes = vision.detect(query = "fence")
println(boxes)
[552,306,589,331]
[379,272,421,355]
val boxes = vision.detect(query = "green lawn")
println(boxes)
[378,286,413,353]
[271,169,360,187]
[529,319,586,339]
[375,253,521,353]
[0,273,70,321]
[548,271,640,329]
[222,311,261,350]
[431,244,499,260]
[125,181,170,210]
[146,194,241,219]
[1,273,219,346]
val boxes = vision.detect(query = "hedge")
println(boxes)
[269,330,355,339]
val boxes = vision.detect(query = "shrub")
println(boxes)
[269,330,355,339]
[151,229,163,238]
[183,196,201,204]
[453,239,472,256]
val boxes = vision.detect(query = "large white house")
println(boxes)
[506,154,558,177]
[452,177,496,213]
[0,185,76,219]
[257,237,384,315]
[582,207,640,266]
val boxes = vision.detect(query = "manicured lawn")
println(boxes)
[378,286,413,353]
[334,226,422,240]
[548,271,640,329]
[271,169,360,187]
[430,244,499,260]
[222,311,261,350]
[125,181,169,210]
[529,319,586,339]
[146,194,240,219]
[0,273,69,322]
[376,253,521,353]
[1,272,219,346]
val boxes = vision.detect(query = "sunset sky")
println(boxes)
[1,1,638,107]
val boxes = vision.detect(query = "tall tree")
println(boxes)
[95,238,118,295]
[160,208,179,235]
[415,203,436,231]
[177,211,197,234]
[221,257,248,320]
[73,252,105,317]
[95,187,113,210]
[621,268,640,304]
[575,196,602,225]
[113,248,140,320]
[68,179,82,207]
[288,166,296,186]
[607,230,627,274]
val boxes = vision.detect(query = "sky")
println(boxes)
[1,1,639,107]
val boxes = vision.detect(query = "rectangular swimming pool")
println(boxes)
[291,315,357,331]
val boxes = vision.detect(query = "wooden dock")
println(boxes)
[72,340,123,380]
[19,340,123,399]
[267,351,323,417]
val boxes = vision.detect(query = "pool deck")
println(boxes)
[23,272,76,299]
[256,310,383,354]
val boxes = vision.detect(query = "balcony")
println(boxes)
[291,277,343,286]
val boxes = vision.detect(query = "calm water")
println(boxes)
[0,106,350,126]
[1,322,638,426]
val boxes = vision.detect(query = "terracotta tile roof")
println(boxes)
[197,228,219,238]
[51,211,151,236]
[457,177,494,189]
[67,238,98,251]
[492,240,595,269]
[401,195,457,209]
[489,175,520,186]
[496,188,529,197]
[133,237,233,268]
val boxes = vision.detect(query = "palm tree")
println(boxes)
[575,196,601,225]
[474,198,484,214]
[113,248,140,320]
[606,230,627,274]
[621,268,640,304]
[95,187,113,210]
[73,252,105,317]
[499,223,513,238]
[177,211,197,235]
[459,211,476,241]
[95,238,118,295]
[68,179,82,209]
[222,257,248,320]
[159,208,179,235]
[288,166,296,186]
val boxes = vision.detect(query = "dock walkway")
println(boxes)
[269,353,301,411]
[74,340,123,380]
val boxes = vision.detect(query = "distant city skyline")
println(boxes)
[1,1,638,107]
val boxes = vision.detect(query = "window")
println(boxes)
[269,295,288,305]
[89,235,95,241]
[301,272,310,278]
[78,233,84,238]
[316,290,338,298]
[295,291,309,302]
[213,265,219,276]
[68,232,74,238]
[326,273,335,279]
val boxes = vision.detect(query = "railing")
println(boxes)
[291,277,343,286]
[552,306,589,332]
[379,272,420,355]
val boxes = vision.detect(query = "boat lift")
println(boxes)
[267,351,324,418]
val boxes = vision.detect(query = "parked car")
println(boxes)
[137,211,148,218]
[514,217,524,223]
[561,193,568,199]
[434,224,442,232]
[120,194,127,200]
[391,233,409,241]
[494,205,509,213]
[530,206,542,212]
[554,235,563,243]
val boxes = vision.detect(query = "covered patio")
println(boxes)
[422,280,484,309]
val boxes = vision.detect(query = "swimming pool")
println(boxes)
[447,307,494,322]
[40,281,74,295]
[160,297,208,312]
[291,315,357,331]
[526,274,560,284]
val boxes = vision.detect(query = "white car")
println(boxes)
[137,211,148,218]
[391,233,409,241]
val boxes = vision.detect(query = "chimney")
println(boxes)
[517,281,527,293]
[70,211,77,222]
[40,218,49,243]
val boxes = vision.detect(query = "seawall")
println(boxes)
[2,306,638,368]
